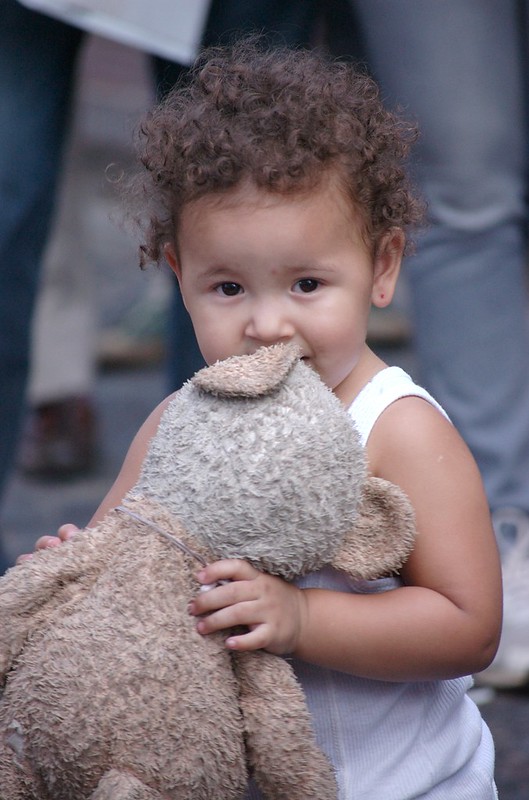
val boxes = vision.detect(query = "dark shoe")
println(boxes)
[18,396,97,480]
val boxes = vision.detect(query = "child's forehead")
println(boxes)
[176,176,373,255]
[181,173,362,223]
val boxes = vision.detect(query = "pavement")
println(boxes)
[1,34,528,799]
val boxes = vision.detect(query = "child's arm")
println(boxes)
[88,396,175,524]
[190,397,502,682]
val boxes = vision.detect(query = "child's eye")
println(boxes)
[217,282,242,296]
[294,278,320,293]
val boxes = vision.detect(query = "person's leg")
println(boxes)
[0,1,82,546]
[27,162,98,409]
[19,133,98,479]
[202,0,321,47]
[151,0,322,391]
[350,0,529,514]
[350,0,529,687]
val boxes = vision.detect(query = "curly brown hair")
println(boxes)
[126,38,423,265]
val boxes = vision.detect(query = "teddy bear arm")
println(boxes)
[233,650,337,800]
[0,531,100,680]
[331,477,417,580]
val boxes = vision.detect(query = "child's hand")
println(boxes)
[189,559,307,655]
[15,523,80,565]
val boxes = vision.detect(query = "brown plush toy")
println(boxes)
[0,344,416,800]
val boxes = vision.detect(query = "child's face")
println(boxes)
[166,179,402,401]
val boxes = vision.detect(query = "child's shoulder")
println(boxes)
[349,366,449,449]
[365,374,480,537]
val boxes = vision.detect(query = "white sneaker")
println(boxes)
[476,508,529,688]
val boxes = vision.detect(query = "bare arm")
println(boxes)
[192,397,502,682]
[86,396,173,526]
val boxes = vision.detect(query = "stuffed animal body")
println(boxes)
[0,345,416,800]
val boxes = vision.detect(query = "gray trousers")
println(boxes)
[350,0,529,512]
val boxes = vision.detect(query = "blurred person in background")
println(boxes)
[343,0,529,689]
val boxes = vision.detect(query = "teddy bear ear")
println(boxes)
[191,343,302,398]
[332,478,417,580]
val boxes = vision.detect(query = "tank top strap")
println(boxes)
[348,366,449,447]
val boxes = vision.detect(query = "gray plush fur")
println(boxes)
[0,344,416,800]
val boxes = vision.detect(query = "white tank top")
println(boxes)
[348,365,449,446]
[246,368,496,799]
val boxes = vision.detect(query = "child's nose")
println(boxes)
[244,301,295,344]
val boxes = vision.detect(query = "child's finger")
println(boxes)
[195,601,258,639]
[15,552,34,565]
[17,534,63,564]
[58,523,80,542]
[195,558,260,587]
[34,524,79,554]
[35,535,63,551]
[190,575,256,618]
[225,626,268,652]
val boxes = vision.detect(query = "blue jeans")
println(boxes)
[0,2,83,570]
[349,0,529,512]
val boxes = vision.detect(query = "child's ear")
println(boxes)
[371,228,405,309]
[163,242,182,283]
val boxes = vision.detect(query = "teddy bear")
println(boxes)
[0,343,416,800]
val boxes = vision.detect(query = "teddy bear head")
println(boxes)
[133,344,411,580]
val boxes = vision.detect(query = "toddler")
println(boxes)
[39,40,501,798]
